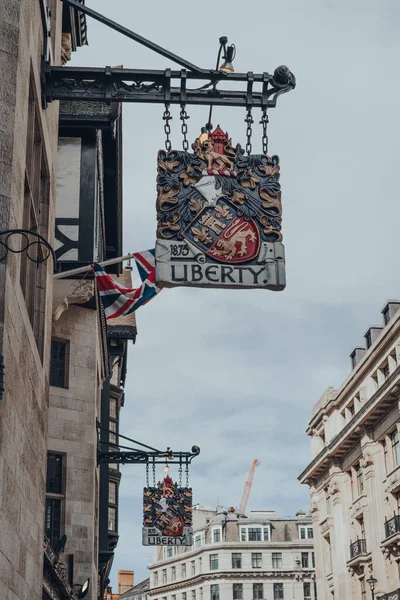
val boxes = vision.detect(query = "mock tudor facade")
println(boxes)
[148,506,316,600]
[299,301,400,599]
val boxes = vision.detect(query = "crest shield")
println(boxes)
[155,126,286,290]
[142,476,193,546]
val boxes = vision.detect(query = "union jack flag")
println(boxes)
[92,249,162,319]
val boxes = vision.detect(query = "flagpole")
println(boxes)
[53,253,135,279]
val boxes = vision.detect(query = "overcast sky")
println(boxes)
[71,0,400,587]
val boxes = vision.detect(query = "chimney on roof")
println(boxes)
[118,570,134,595]
[350,347,366,370]
[382,301,400,326]
[296,509,306,517]
[364,326,383,350]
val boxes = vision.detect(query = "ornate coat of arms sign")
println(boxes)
[155,126,285,290]
[142,476,193,546]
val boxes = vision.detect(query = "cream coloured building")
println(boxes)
[299,301,400,599]
[148,505,316,600]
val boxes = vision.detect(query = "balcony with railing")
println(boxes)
[381,515,400,559]
[347,538,370,569]
[377,591,400,600]
[385,515,400,539]
[350,538,367,559]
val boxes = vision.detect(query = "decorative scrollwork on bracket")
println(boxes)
[0,229,57,267]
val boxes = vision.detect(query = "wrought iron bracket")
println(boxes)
[43,0,295,109]
[0,229,57,266]
[98,447,201,465]
[97,423,200,465]
[44,65,295,108]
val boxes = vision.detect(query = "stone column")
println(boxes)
[361,429,386,596]
[329,466,352,599]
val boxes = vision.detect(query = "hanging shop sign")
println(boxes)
[155,126,285,290]
[143,476,193,546]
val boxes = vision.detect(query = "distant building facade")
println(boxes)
[148,506,316,600]
[299,302,400,599]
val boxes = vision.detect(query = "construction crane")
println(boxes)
[238,459,260,515]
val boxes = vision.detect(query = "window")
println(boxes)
[383,306,390,325]
[108,482,117,505]
[182,594,187,600]
[50,340,69,388]
[303,583,311,600]
[314,582,318,600]
[361,578,366,600]
[248,527,262,541]
[199,557,202,572]
[232,553,242,569]
[311,552,315,568]
[194,533,204,548]
[273,584,284,600]
[272,552,282,568]
[263,527,270,541]
[366,331,372,349]
[355,463,364,496]
[166,547,176,558]
[162,570,167,584]
[299,526,313,539]
[241,528,246,541]
[45,453,65,550]
[213,528,221,543]
[172,596,176,600]
[251,552,262,568]
[108,506,116,531]
[191,560,195,576]
[109,421,117,446]
[110,397,117,419]
[392,430,400,467]
[253,584,263,600]
[210,554,219,570]
[21,78,50,359]
[182,564,186,578]
[192,591,196,600]
[210,585,219,600]
[233,584,243,600]
[301,553,309,568]
[171,567,176,581]
[154,573,158,586]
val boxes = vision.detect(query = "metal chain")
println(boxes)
[245,108,254,155]
[180,105,190,151]
[260,109,269,156]
[146,461,149,487]
[179,460,183,487]
[185,460,190,488]
[152,459,156,487]
[162,104,172,152]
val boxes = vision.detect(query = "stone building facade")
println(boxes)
[0,2,85,599]
[148,506,316,600]
[299,301,400,599]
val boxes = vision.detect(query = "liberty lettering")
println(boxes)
[221,266,235,283]
[247,267,265,284]
[191,264,203,281]
[171,264,187,281]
